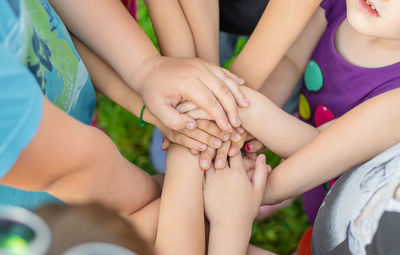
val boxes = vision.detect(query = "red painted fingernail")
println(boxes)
[245,144,252,152]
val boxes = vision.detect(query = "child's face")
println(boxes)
[346,0,400,40]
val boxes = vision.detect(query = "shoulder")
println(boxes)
[320,0,347,22]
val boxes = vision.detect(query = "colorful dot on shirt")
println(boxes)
[314,105,335,128]
[299,93,311,120]
[304,60,324,92]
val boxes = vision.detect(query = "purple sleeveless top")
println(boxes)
[298,0,400,224]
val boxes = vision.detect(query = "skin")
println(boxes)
[49,0,249,133]
[0,98,160,214]
[126,145,271,255]
[73,36,230,153]
[230,0,322,89]
[143,0,245,169]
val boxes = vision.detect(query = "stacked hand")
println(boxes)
[165,100,250,170]
[132,56,249,131]
[203,153,271,254]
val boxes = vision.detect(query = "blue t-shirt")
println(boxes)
[0,0,96,209]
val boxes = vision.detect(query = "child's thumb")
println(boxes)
[251,154,270,198]
[152,103,197,131]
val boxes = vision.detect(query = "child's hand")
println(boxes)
[156,119,230,153]
[243,134,266,160]
[203,154,271,229]
[133,56,249,132]
[176,101,246,170]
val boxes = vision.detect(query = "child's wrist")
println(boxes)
[129,55,162,93]
[209,223,252,254]
[210,219,253,233]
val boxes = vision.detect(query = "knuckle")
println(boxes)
[206,96,219,109]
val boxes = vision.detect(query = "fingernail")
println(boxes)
[191,149,199,154]
[259,154,266,162]
[201,160,209,169]
[267,165,272,174]
[233,133,241,142]
[236,118,241,126]
[186,121,195,130]
[227,123,233,133]
[245,144,252,152]
[244,98,250,106]
[237,127,244,134]
[200,144,207,151]
[229,148,238,156]
[216,160,223,168]
[214,139,222,148]
[223,134,230,141]
[239,78,245,84]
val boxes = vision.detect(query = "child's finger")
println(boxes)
[176,101,198,113]
[190,149,200,155]
[228,153,244,171]
[244,151,258,160]
[221,68,245,85]
[243,156,256,172]
[182,79,232,132]
[214,141,231,170]
[230,130,242,143]
[251,154,270,200]
[153,101,197,131]
[197,70,240,128]
[228,142,241,157]
[161,136,171,151]
[199,147,216,171]
[206,65,249,109]
[245,139,265,153]
[205,164,217,180]
[197,120,230,142]
[186,109,213,120]
[180,128,222,149]
[170,132,208,152]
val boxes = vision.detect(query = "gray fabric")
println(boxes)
[312,142,400,255]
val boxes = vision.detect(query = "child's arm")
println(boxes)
[72,35,229,153]
[49,0,248,133]
[0,97,160,214]
[155,144,206,255]
[143,0,196,58]
[230,0,322,90]
[263,88,400,205]
[144,0,219,64]
[204,154,269,255]
[238,86,319,159]
[177,86,319,158]
[253,7,327,104]
[178,0,219,64]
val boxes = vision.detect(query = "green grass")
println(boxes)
[96,1,310,254]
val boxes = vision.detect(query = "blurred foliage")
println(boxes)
[95,1,310,254]
[251,199,310,255]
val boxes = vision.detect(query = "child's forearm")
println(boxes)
[230,0,322,89]
[263,88,400,205]
[258,56,304,107]
[208,225,252,255]
[155,144,205,255]
[50,0,159,91]
[178,0,219,64]
[144,0,196,57]
[72,36,157,125]
[0,98,160,214]
[239,86,319,158]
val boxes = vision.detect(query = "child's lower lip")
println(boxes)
[359,0,379,17]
